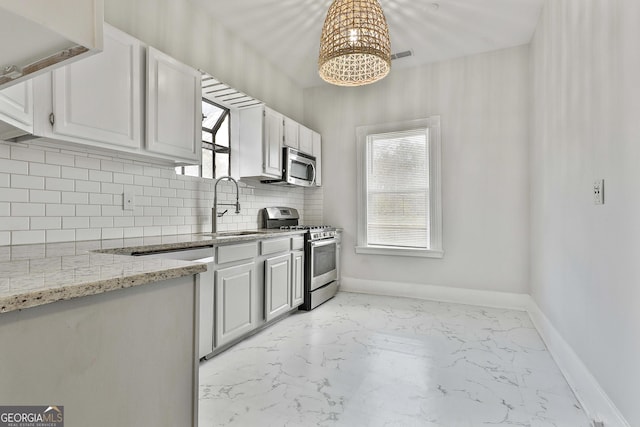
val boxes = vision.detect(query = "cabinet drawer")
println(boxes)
[261,238,291,255]
[291,236,304,250]
[216,242,258,264]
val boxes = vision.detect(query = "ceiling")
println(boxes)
[190,0,543,88]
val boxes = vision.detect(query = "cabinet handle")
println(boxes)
[49,113,55,126]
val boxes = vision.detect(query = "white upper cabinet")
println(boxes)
[313,131,322,186]
[298,124,314,156]
[46,24,142,150]
[0,80,33,139]
[283,116,299,149]
[239,105,283,180]
[146,46,202,164]
[0,0,103,90]
[264,107,283,177]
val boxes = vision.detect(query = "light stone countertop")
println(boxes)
[0,230,306,314]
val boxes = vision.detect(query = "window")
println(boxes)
[356,117,443,258]
[176,99,230,178]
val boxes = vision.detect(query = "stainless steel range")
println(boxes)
[263,207,339,310]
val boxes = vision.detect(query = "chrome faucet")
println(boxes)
[212,176,241,233]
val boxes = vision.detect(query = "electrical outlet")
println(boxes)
[123,191,135,211]
[593,179,604,205]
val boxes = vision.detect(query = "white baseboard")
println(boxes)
[340,276,630,427]
[340,276,531,310]
[527,300,630,427]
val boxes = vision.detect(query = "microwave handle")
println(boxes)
[310,161,317,185]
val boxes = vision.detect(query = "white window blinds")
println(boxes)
[366,129,430,249]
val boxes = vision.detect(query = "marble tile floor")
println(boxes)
[199,292,591,427]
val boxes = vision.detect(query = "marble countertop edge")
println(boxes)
[0,263,207,314]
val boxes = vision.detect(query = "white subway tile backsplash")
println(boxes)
[76,205,101,217]
[0,217,30,231]
[30,163,61,178]
[46,204,75,217]
[46,177,75,192]
[45,152,75,167]
[12,203,45,217]
[11,146,44,163]
[76,228,101,241]
[47,229,76,243]
[0,159,29,174]
[113,173,134,185]
[89,170,113,183]
[0,140,323,246]
[11,175,45,190]
[0,188,30,202]
[100,160,124,173]
[61,191,89,204]
[76,181,100,193]
[63,217,90,229]
[75,156,101,170]
[12,230,45,245]
[61,166,89,181]
[90,217,113,228]
[101,182,124,194]
[101,227,124,239]
[31,190,61,204]
[31,217,62,230]
[89,193,112,205]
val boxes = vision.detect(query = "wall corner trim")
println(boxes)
[527,299,631,427]
[339,278,630,426]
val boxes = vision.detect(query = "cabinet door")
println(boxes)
[283,116,299,149]
[263,107,283,177]
[298,124,313,155]
[291,250,304,308]
[312,131,322,186]
[215,261,257,347]
[146,46,202,163]
[264,253,291,322]
[50,24,142,150]
[0,80,33,137]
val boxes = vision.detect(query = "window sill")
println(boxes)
[355,246,444,258]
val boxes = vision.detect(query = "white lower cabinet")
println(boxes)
[264,253,292,322]
[215,261,257,347]
[291,250,304,308]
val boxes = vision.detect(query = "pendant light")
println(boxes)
[318,0,391,87]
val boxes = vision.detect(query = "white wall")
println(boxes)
[304,46,530,294]
[104,0,304,122]
[530,0,640,425]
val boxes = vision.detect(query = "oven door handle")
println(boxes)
[310,238,337,248]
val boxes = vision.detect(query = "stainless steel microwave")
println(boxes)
[283,147,316,187]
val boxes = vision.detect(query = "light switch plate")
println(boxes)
[123,191,135,211]
[594,179,604,205]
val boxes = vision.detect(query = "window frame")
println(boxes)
[355,116,443,258]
